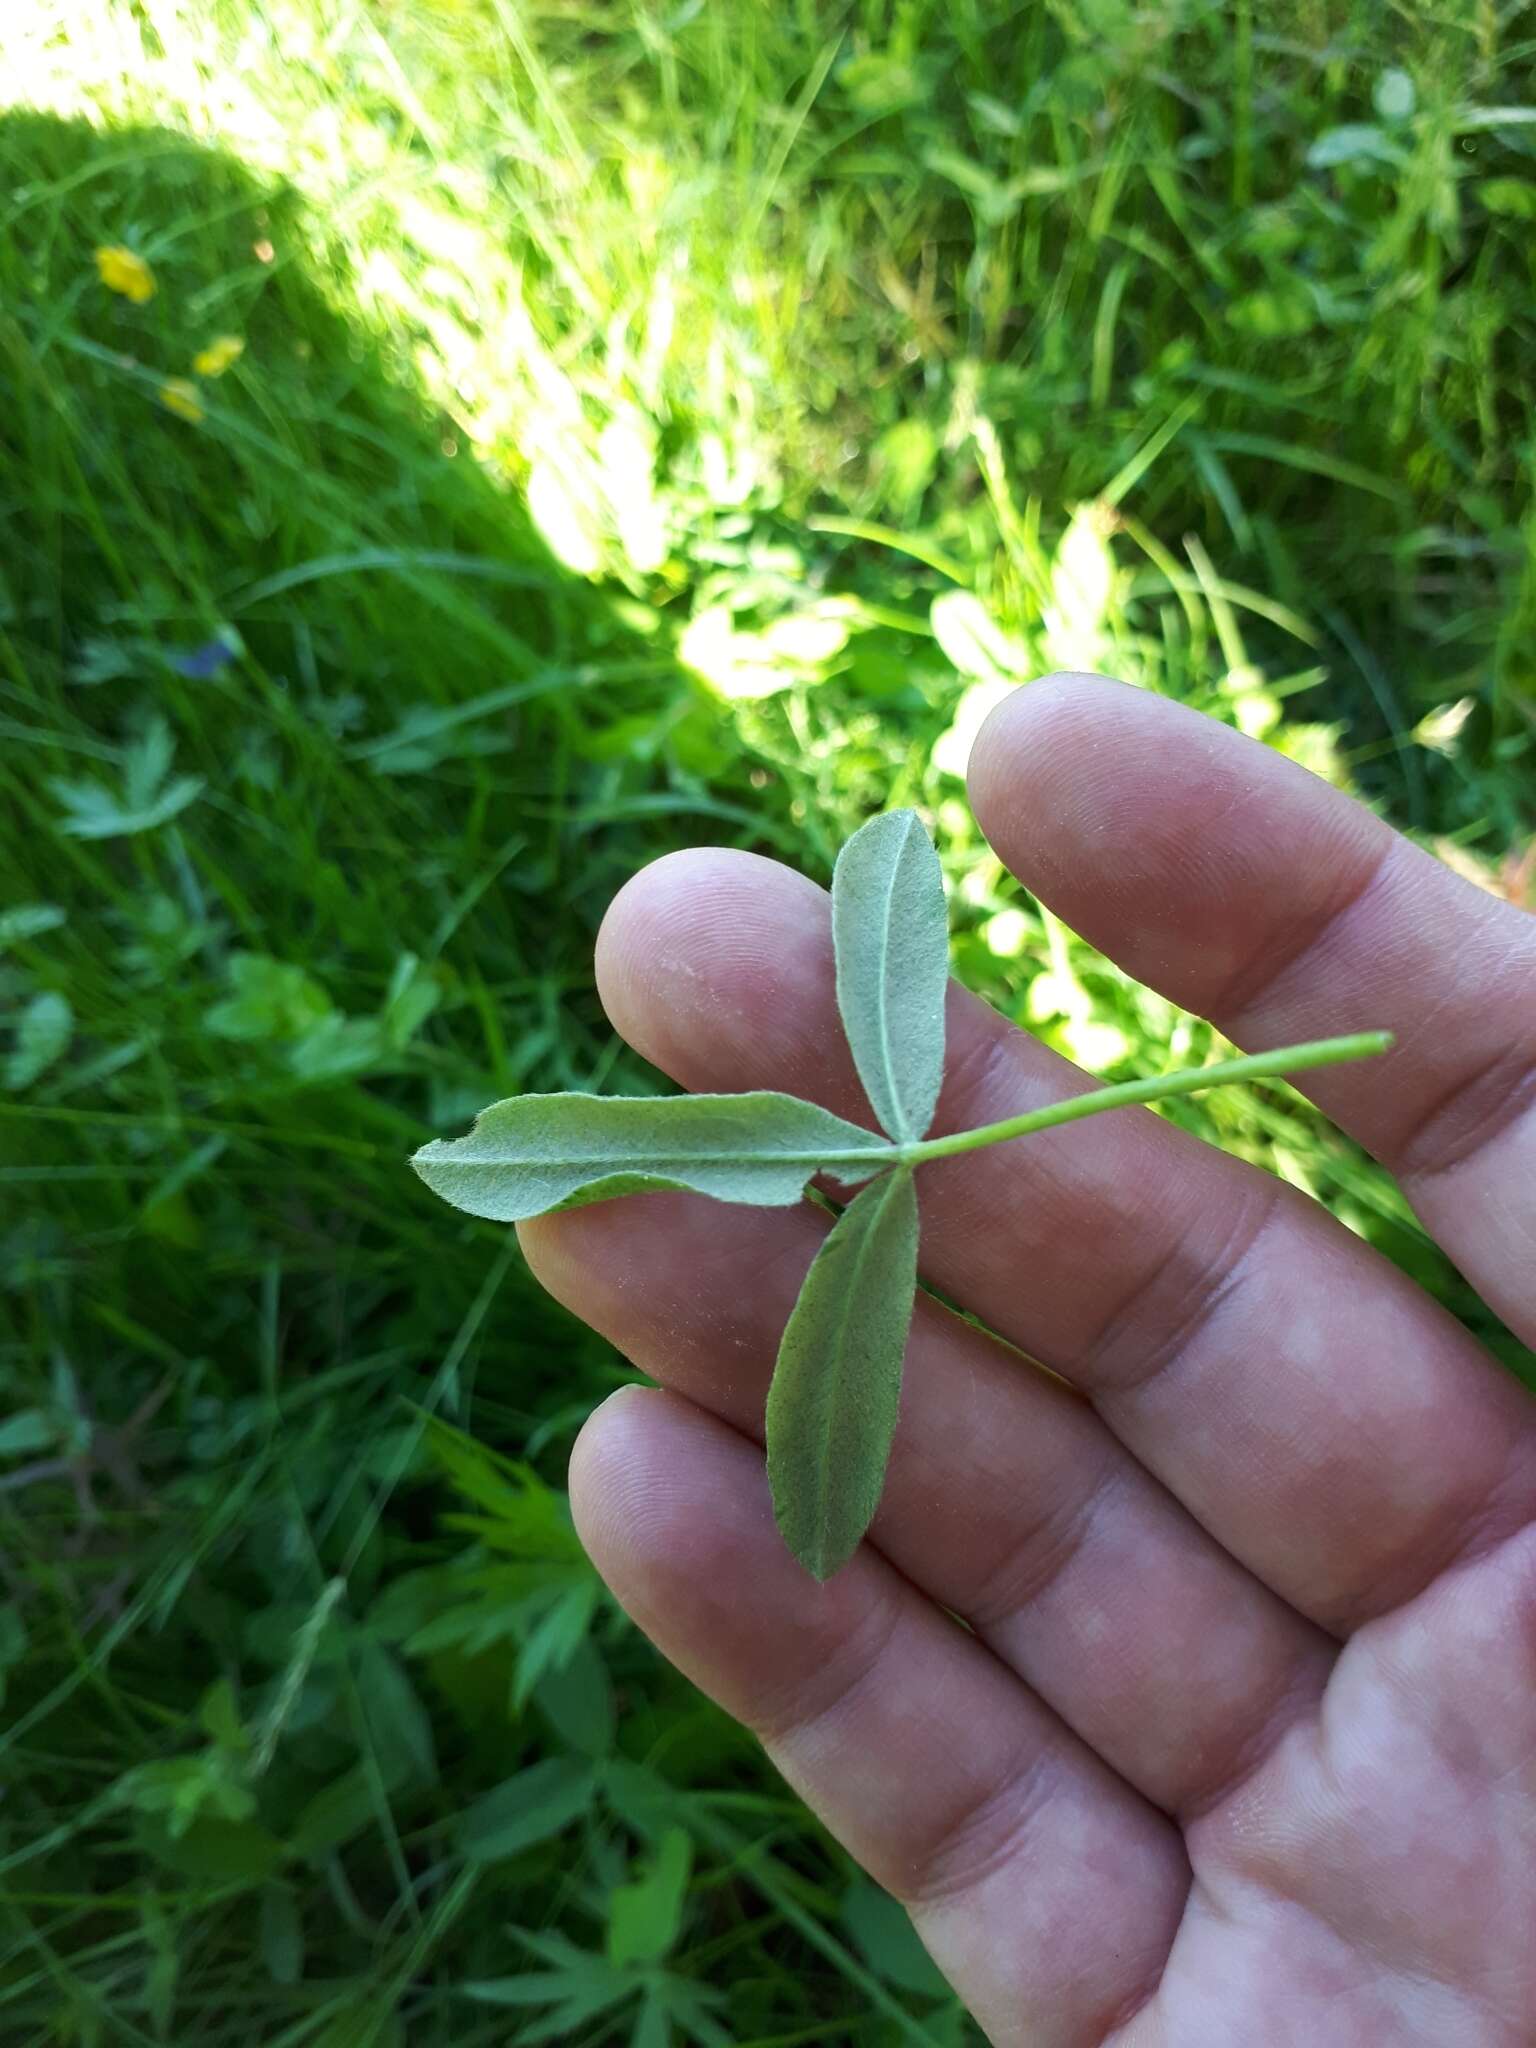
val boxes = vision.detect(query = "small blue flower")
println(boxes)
[170,634,240,680]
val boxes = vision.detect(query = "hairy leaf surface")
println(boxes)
[832,809,948,1142]
[412,1091,897,1222]
[766,1168,919,1579]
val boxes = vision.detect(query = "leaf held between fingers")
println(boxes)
[766,1167,921,1580]
[411,1090,899,1222]
[832,810,949,1143]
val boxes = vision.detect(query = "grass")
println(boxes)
[1,0,1533,2040]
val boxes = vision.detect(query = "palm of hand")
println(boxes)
[1125,1529,1536,2047]
[522,678,1536,2046]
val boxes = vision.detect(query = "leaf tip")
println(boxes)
[408,1138,445,1181]
[803,1544,852,1584]
[774,1510,853,1583]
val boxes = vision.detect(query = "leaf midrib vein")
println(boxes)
[428,1144,896,1174]
[869,820,909,1142]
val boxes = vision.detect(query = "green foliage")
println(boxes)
[608,1826,693,1968]
[766,1168,923,1581]
[49,716,205,839]
[4,991,74,1090]
[1,0,1532,2040]
[412,1090,898,1221]
[832,809,951,1143]
[457,1757,597,1865]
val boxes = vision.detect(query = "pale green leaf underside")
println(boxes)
[832,809,949,1143]
[766,1167,919,1580]
[411,1091,898,1223]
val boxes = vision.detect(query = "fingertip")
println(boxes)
[567,1382,663,1562]
[568,1384,742,1587]
[514,1212,556,1288]
[964,666,1394,1020]
[567,1385,829,1674]
[970,666,1129,750]
[517,1200,669,1353]
[968,670,1155,853]
[569,1384,762,1542]
[517,1205,615,1310]
[592,847,721,1037]
[592,845,826,1066]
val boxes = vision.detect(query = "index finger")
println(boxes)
[969,674,1536,1352]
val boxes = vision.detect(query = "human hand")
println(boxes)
[522,676,1536,2046]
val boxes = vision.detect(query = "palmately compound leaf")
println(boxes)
[832,809,948,1144]
[411,1091,898,1223]
[766,1167,919,1580]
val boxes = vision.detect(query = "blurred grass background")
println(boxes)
[1,1,1533,2041]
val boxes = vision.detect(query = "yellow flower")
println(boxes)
[193,334,244,378]
[95,245,156,303]
[158,378,205,424]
